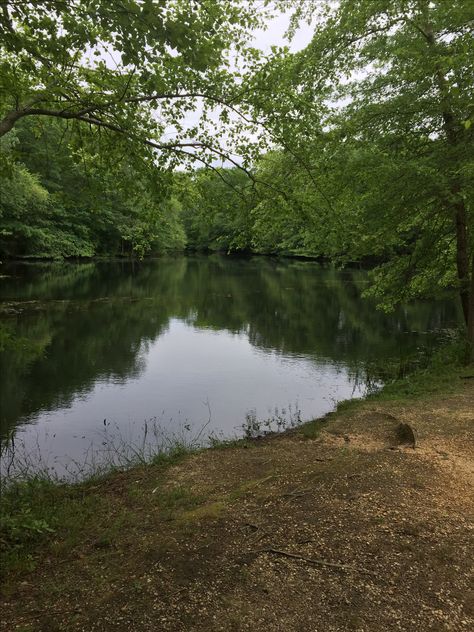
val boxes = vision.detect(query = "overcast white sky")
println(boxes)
[163,9,315,164]
[252,9,314,53]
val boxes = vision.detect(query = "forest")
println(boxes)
[1,4,474,629]
[1,1,473,346]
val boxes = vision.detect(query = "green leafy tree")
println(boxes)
[176,169,253,252]
[247,0,474,356]
[1,119,186,258]
[0,0,266,170]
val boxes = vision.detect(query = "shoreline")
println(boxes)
[0,344,463,489]
[1,358,473,630]
[0,250,382,269]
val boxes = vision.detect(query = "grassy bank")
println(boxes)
[1,350,473,631]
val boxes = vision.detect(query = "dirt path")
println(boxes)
[1,382,473,631]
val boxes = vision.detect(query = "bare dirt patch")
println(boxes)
[1,383,473,631]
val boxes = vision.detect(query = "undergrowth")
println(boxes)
[360,335,467,403]
[0,442,195,580]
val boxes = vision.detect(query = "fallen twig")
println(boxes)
[256,547,377,576]
[282,487,312,498]
[247,474,278,488]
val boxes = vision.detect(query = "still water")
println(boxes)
[0,256,460,476]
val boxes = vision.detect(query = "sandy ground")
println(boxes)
[1,381,473,631]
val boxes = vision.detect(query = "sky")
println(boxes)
[164,8,315,165]
[251,9,314,54]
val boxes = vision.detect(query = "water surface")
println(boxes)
[0,256,460,476]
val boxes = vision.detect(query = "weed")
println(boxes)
[151,444,193,468]
[242,403,302,439]
[152,486,204,521]
[179,501,226,523]
[370,341,467,402]
[299,418,328,439]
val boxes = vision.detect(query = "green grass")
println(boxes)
[151,443,197,468]
[297,339,471,434]
[153,485,205,521]
[0,468,208,581]
[0,477,104,577]
[0,441,214,580]
[299,418,329,439]
[366,339,470,403]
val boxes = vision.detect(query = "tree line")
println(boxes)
[1,1,473,353]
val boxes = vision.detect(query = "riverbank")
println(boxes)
[1,362,473,632]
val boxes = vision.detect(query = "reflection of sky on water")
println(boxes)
[1,256,461,479]
[10,319,364,477]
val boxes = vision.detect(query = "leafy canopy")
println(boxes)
[243,0,474,316]
[0,0,266,169]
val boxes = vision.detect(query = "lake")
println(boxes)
[0,255,461,478]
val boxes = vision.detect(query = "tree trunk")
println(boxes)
[467,256,474,363]
[420,13,472,338]
[454,197,470,327]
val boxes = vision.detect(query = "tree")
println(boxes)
[247,0,474,357]
[176,168,254,252]
[0,119,186,258]
[0,0,265,170]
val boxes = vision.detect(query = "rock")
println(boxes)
[395,422,417,448]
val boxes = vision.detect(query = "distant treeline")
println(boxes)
[0,118,353,261]
[0,118,415,263]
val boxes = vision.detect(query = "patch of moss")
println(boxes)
[179,501,227,523]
